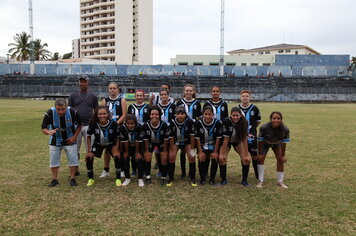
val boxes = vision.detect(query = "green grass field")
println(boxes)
[0,99,355,235]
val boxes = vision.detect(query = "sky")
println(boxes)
[0,0,355,64]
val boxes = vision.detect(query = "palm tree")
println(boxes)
[33,39,51,60]
[8,32,31,62]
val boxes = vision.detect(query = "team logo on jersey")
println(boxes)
[221,107,225,111]
[109,129,113,134]
[144,109,147,112]
[251,111,255,116]
[169,109,173,113]
[200,128,204,133]
[194,105,197,109]
[95,129,100,134]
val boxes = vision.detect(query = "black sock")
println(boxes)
[114,157,121,179]
[131,156,137,172]
[156,153,162,173]
[161,164,167,178]
[189,162,196,181]
[137,159,144,179]
[124,157,130,179]
[120,157,125,171]
[104,167,109,172]
[180,151,186,175]
[204,158,210,179]
[198,161,205,181]
[145,160,151,177]
[168,162,175,181]
[86,158,94,179]
[252,159,259,179]
[242,164,250,182]
[220,164,227,181]
[210,159,218,181]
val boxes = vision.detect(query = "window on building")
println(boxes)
[178,62,188,65]
[226,62,236,66]
[262,63,271,66]
[241,63,247,66]
[250,63,259,66]
[209,62,219,66]
[193,62,203,66]
[265,51,270,54]
[278,50,284,53]
[295,51,298,55]
[259,52,263,55]
[285,49,291,53]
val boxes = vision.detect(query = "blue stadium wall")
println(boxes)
[0,55,349,77]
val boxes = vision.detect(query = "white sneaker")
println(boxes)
[256,181,264,188]
[122,179,131,186]
[120,171,125,178]
[138,179,145,187]
[99,170,109,178]
[277,182,288,189]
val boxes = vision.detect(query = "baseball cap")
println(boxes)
[79,75,89,81]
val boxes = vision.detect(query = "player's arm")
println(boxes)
[117,98,127,125]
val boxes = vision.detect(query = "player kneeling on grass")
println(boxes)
[219,107,251,186]
[85,106,120,186]
[195,106,222,186]
[139,105,169,185]
[119,114,145,187]
[168,106,196,186]
[257,111,290,189]
[42,98,82,187]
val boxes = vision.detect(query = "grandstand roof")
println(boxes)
[227,43,321,55]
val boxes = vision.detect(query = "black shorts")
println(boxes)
[229,142,241,149]
[149,143,164,153]
[247,138,258,156]
[91,144,114,158]
[259,141,280,155]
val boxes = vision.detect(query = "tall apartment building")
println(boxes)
[80,0,153,64]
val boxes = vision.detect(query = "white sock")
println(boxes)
[257,164,265,182]
[146,175,151,179]
[277,172,284,183]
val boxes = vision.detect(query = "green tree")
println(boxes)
[62,52,72,59]
[8,32,30,62]
[33,39,51,60]
[52,52,60,61]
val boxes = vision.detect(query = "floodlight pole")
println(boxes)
[219,0,225,76]
[29,0,35,75]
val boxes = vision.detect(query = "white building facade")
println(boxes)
[72,39,81,59]
[170,44,320,66]
[80,0,153,64]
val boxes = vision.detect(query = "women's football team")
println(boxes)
[85,83,290,188]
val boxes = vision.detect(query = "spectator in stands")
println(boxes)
[68,75,98,176]
[238,90,261,180]
[99,82,127,178]
[41,98,82,187]
[256,111,290,189]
